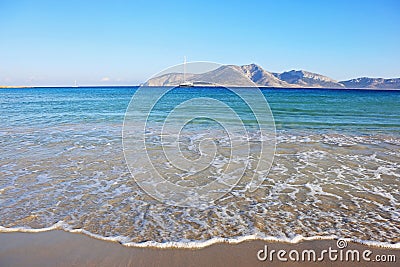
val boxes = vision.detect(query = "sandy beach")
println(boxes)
[0,231,398,267]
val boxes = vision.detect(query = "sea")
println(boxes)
[0,86,399,248]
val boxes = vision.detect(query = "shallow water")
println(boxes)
[0,87,399,247]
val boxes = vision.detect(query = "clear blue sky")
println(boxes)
[0,0,399,86]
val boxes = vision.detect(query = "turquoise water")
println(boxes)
[267,88,400,133]
[0,87,399,246]
[1,87,399,132]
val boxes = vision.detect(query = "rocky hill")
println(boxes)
[240,64,292,87]
[144,63,399,89]
[340,77,400,89]
[274,70,344,88]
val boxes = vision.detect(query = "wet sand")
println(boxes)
[0,231,398,267]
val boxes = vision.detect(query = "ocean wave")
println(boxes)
[1,126,399,250]
[1,222,399,249]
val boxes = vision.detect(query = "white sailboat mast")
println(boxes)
[183,56,186,83]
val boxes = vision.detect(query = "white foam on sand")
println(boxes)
[1,221,399,249]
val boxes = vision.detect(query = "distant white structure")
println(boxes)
[178,56,194,87]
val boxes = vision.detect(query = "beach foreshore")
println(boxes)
[0,230,398,267]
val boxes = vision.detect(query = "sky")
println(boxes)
[0,0,399,86]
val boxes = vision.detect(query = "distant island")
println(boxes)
[2,64,399,89]
[145,63,400,89]
[0,86,33,88]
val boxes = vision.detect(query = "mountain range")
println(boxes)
[145,63,400,89]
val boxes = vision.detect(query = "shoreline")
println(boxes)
[0,230,399,267]
[1,223,399,250]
